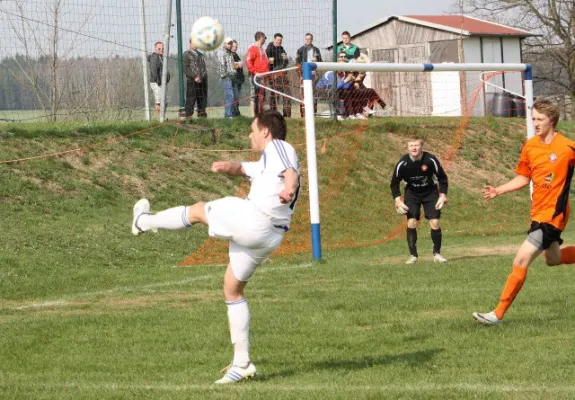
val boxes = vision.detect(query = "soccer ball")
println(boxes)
[190,17,224,51]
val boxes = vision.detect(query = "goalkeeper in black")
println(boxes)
[390,136,449,264]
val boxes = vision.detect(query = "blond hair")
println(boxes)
[533,98,560,128]
[407,136,424,145]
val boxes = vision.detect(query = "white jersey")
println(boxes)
[241,139,300,227]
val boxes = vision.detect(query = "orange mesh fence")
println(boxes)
[0,68,531,267]
[181,69,531,266]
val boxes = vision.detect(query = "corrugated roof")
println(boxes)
[326,14,534,49]
[403,15,533,36]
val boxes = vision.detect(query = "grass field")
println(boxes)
[1,117,575,399]
[0,106,255,123]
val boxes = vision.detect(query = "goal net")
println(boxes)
[182,62,534,265]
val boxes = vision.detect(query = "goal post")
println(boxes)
[301,62,534,261]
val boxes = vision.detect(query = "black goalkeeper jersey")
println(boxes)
[390,152,448,199]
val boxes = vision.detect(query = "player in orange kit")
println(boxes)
[473,98,575,325]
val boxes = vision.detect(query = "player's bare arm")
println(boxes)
[211,161,246,176]
[483,175,530,200]
[279,168,299,203]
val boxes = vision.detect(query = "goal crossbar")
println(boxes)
[307,62,532,74]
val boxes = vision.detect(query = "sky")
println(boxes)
[0,0,457,60]
[339,0,455,37]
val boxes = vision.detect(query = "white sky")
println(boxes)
[340,0,455,36]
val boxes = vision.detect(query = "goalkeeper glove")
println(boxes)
[394,197,409,215]
[435,194,447,210]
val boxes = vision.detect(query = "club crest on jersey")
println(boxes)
[421,165,428,172]
[549,153,558,163]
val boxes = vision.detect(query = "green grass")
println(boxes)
[1,117,575,399]
[0,106,255,123]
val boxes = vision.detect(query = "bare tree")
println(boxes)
[451,0,574,117]
[3,0,92,121]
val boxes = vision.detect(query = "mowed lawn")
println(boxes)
[3,216,575,399]
[2,118,575,399]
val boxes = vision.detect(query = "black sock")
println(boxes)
[431,228,442,255]
[407,228,418,257]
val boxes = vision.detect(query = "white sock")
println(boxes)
[138,206,191,231]
[226,298,250,367]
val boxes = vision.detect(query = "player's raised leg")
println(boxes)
[132,199,208,235]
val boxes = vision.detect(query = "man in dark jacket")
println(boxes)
[295,33,322,64]
[296,33,322,117]
[265,33,291,117]
[231,40,245,117]
[149,41,170,117]
[183,40,208,118]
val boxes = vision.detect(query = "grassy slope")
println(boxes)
[1,117,575,399]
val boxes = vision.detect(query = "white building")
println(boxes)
[333,15,535,116]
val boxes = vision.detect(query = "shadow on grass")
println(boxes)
[312,348,443,370]
[256,349,444,382]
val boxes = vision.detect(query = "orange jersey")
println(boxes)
[515,132,575,230]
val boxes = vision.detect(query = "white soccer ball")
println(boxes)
[190,17,224,51]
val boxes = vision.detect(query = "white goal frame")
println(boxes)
[300,62,534,261]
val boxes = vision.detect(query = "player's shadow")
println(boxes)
[253,361,298,382]
[312,348,443,370]
[254,349,443,382]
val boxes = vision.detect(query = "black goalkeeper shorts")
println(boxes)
[404,189,440,220]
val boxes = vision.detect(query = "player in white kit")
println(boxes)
[131,110,300,384]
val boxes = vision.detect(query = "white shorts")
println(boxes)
[150,82,161,104]
[204,197,284,281]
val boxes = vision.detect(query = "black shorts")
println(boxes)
[404,190,440,220]
[526,221,563,250]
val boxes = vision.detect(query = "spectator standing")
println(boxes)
[245,31,269,115]
[149,41,170,118]
[218,37,240,118]
[183,39,208,118]
[265,33,291,117]
[231,40,245,117]
[295,33,322,65]
[296,33,322,117]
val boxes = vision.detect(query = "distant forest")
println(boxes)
[0,53,250,120]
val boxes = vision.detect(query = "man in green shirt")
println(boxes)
[336,31,360,62]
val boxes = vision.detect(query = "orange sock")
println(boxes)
[560,246,575,264]
[494,266,528,320]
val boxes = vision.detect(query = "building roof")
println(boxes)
[351,14,534,39]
